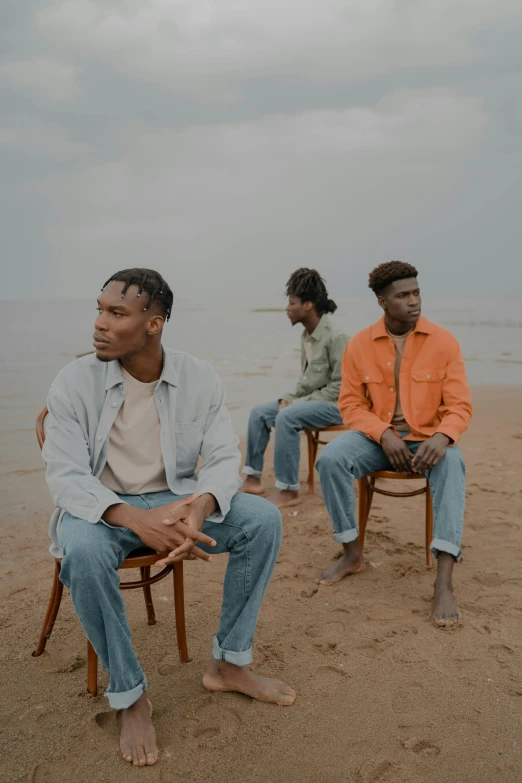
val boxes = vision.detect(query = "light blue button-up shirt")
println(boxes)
[43,348,242,557]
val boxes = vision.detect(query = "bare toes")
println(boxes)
[121,744,132,763]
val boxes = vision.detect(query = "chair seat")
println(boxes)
[123,547,164,568]
[371,471,424,481]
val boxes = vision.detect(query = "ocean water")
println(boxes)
[1,295,521,478]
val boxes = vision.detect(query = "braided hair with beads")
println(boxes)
[102,268,174,321]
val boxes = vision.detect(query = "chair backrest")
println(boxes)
[36,407,48,451]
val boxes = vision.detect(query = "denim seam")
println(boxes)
[249,409,275,474]
[219,521,252,651]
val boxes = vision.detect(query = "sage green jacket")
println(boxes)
[281,315,349,407]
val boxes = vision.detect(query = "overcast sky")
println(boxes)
[1,1,521,301]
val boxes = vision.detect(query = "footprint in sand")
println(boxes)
[17,765,49,783]
[403,737,441,756]
[308,664,350,693]
[305,620,345,642]
[42,651,86,674]
[356,759,402,783]
[157,653,183,675]
[94,710,119,736]
[183,694,243,745]
[489,643,515,667]
[473,573,505,588]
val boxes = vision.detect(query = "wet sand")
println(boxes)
[1,386,521,782]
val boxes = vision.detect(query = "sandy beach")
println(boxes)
[1,385,521,782]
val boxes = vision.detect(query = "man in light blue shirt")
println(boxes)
[42,268,296,767]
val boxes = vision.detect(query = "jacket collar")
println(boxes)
[304,314,331,342]
[104,348,179,390]
[371,314,434,340]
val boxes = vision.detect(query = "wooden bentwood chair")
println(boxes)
[33,407,190,696]
[305,426,434,568]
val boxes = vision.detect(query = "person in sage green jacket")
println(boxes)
[242,268,349,508]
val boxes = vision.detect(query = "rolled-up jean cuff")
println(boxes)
[275,479,300,491]
[430,538,462,563]
[212,635,253,666]
[333,528,359,544]
[105,680,145,710]
[243,466,262,478]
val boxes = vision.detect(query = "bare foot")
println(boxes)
[315,540,366,584]
[268,489,301,509]
[241,476,265,496]
[433,581,461,627]
[120,694,158,766]
[432,552,460,627]
[203,659,296,706]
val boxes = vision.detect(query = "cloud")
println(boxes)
[0,57,81,101]
[33,88,488,296]
[37,0,521,96]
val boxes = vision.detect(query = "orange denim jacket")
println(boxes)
[339,315,472,444]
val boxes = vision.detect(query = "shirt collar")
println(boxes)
[371,314,434,340]
[104,349,179,390]
[306,314,331,342]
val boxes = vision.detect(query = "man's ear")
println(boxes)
[147,315,165,336]
[377,295,387,312]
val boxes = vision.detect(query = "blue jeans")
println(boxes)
[58,491,282,709]
[316,431,465,561]
[244,400,343,490]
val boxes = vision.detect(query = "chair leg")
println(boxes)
[33,561,64,657]
[357,477,369,550]
[425,481,434,567]
[306,431,315,495]
[173,561,189,663]
[140,566,156,626]
[87,641,98,696]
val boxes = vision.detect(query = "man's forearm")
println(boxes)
[191,493,217,522]
[103,503,143,533]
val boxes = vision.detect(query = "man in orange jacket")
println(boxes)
[315,261,472,626]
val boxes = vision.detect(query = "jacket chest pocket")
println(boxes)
[358,370,383,403]
[173,416,206,474]
[411,368,445,408]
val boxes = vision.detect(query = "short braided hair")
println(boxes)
[285,268,337,316]
[368,261,418,296]
[102,268,173,321]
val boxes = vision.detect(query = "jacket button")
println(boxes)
[387,362,392,366]
[390,388,394,392]
[427,374,431,379]
[111,402,118,408]
[365,375,370,380]
[96,436,102,442]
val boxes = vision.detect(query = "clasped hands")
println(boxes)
[380,429,450,473]
[132,494,217,569]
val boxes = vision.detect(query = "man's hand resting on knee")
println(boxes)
[411,433,450,473]
[380,428,413,472]
[103,494,217,566]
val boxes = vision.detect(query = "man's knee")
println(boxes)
[233,493,282,543]
[60,519,116,580]
[436,446,466,474]
[316,440,338,474]
[317,431,373,476]
[274,405,302,430]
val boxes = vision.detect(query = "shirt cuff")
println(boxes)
[195,484,230,522]
[435,426,458,445]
